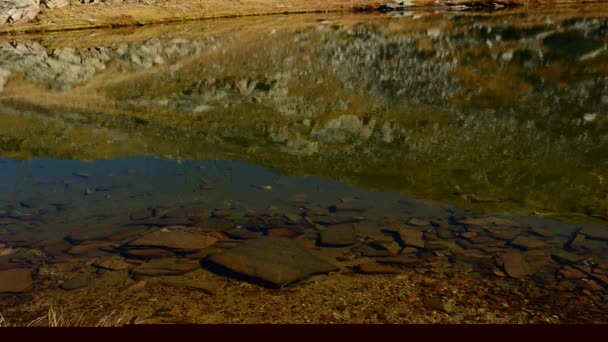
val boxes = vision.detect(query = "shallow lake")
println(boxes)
[0,8,606,324]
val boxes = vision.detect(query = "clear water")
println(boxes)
[0,9,606,324]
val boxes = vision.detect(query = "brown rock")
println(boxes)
[0,248,14,257]
[397,229,425,249]
[293,235,317,250]
[423,297,452,313]
[370,240,401,255]
[60,274,90,290]
[123,248,176,259]
[582,226,608,241]
[329,203,366,213]
[511,236,550,250]
[551,250,585,265]
[407,218,430,227]
[211,209,231,218]
[37,239,72,256]
[453,250,494,266]
[0,268,33,293]
[131,258,200,276]
[0,218,17,225]
[358,263,401,274]
[266,228,300,238]
[376,255,419,267]
[584,280,604,292]
[206,237,338,287]
[67,242,115,256]
[106,227,148,242]
[459,217,520,228]
[127,230,217,251]
[501,251,532,278]
[559,266,587,280]
[306,207,330,216]
[319,224,357,246]
[120,280,147,292]
[93,257,131,271]
[529,227,556,238]
[400,247,418,254]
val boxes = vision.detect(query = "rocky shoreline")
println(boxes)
[2,0,608,35]
[0,198,607,324]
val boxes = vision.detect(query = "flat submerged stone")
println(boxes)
[206,237,338,287]
[127,230,217,251]
[0,268,33,293]
[131,258,201,276]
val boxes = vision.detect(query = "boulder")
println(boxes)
[205,237,338,287]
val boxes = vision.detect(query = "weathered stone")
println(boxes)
[319,224,357,246]
[529,226,558,238]
[313,216,366,226]
[127,230,217,251]
[131,258,200,276]
[0,0,40,25]
[582,226,608,241]
[122,248,176,259]
[0,217,17,225]
[400,247,418,254]
[36,239,72,256]
[559,266,587,280]
[423,297,452,313]
[369,240,401,255]
[584,280,605,292]
[305,207,330,216]
[211,209,231,218]
[223,228,262,240]
[206,237,338,287]
[0,247,14,257]
[119,280,147,292]
[551,250,586,265]
[40,0,68,9]
[105,227,148,242]
[0,268,33,293]
[397,229,425,249]
[376,255,419,267]
[453,250,494,266]
[458,217,520,228]
[358,263,401,274]
[266,228,301,238]
[511,236,550,250]
[329,203,366,213]
[501,251,532,278]
[67,242,115,256]
[60,274,90,290]
[407,218,430,227]
[93,256,131,271]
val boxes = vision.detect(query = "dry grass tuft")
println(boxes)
[0,307,143,327]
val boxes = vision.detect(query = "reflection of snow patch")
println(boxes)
[583,113,597,123]
[602,95,608,104]
[500,50,514,62]
[0,68,10,92]
[426,28,442,39]
[192,104,213,113]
